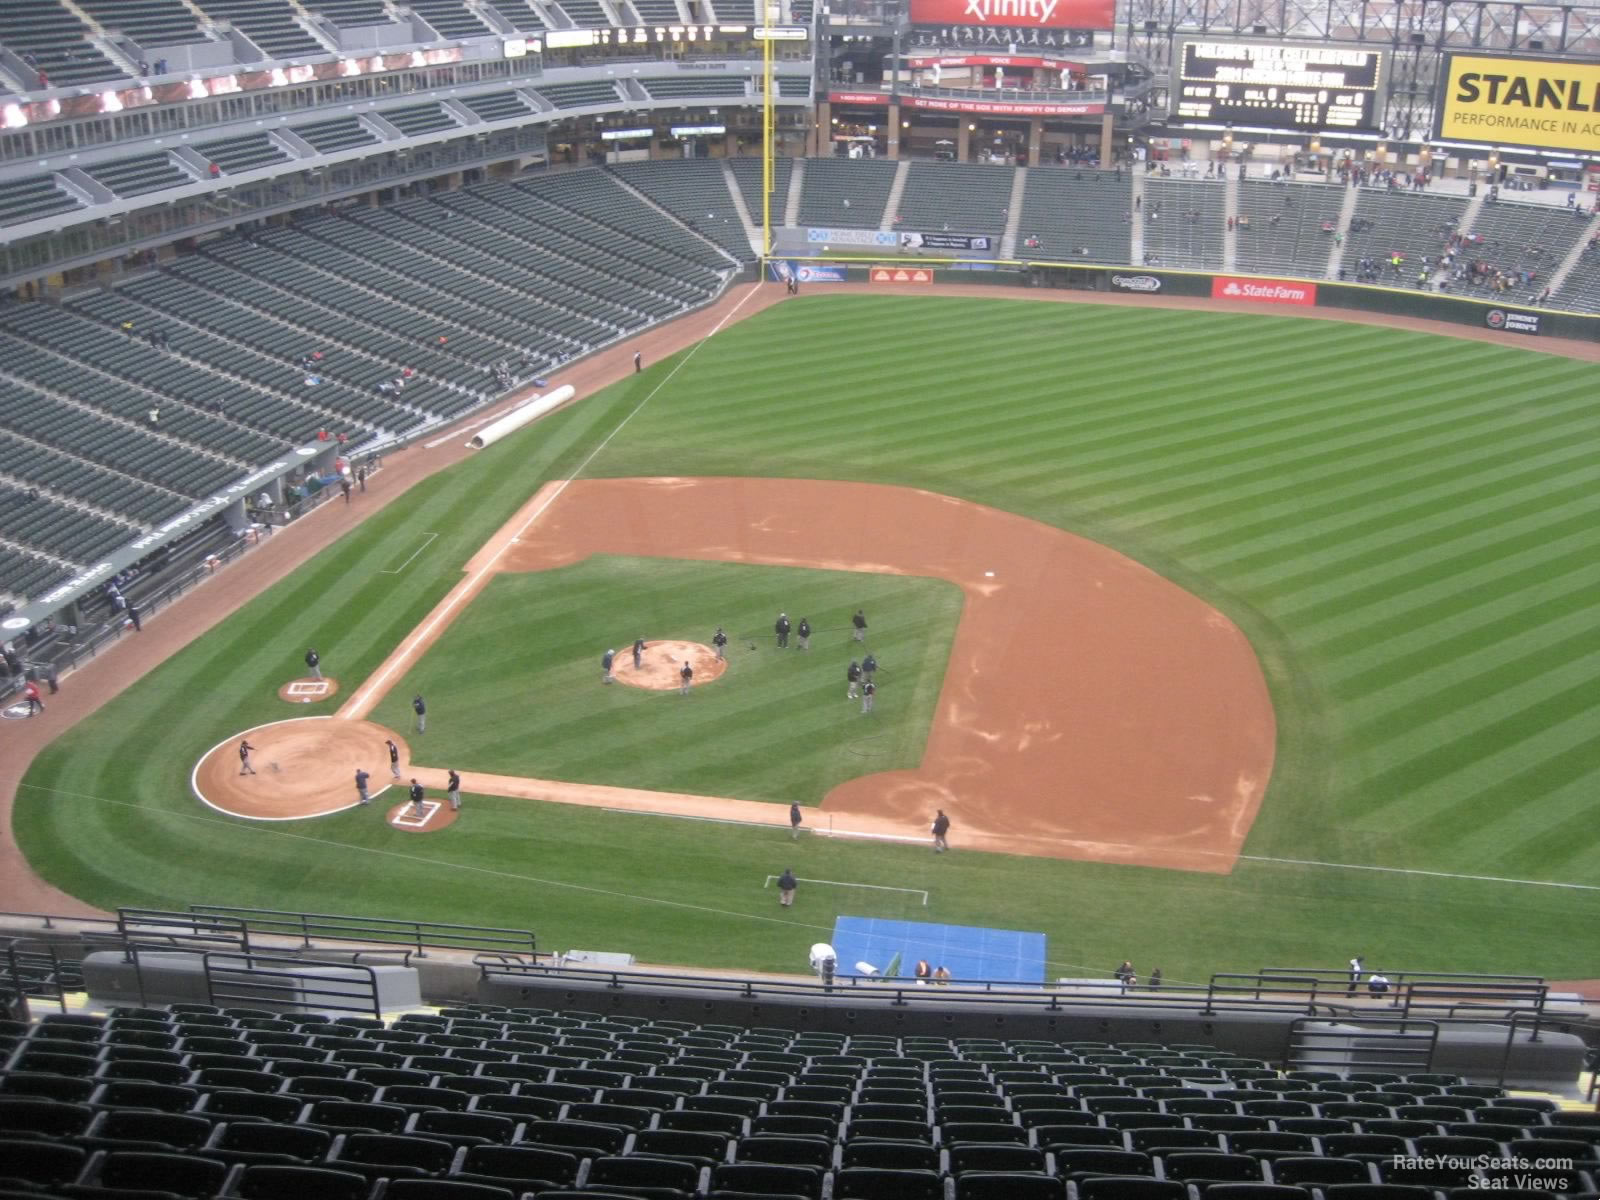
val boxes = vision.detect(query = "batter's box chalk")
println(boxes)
[287,681,331,696]
[393,801,440,828]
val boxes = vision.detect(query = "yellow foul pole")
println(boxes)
[762,10,775,261]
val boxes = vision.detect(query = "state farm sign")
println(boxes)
[1211,276,1316,306]
[909,0,1114,30]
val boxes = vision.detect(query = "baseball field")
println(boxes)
[13,291,1600,983]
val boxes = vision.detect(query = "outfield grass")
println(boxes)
[16,295,1600,981]
[373,556,962,802]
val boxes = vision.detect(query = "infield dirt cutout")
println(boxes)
[198,477,1275,872]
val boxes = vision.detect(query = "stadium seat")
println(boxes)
[93,1110,213,1151]
[947,1143,1046,1173]
[956,1174,1067,1200]
[711,1162,826,1199]
[383,1182,516,1200]
[97,1151,230,1198]
[197,1090,303,1125]
[1159,1152,1266,1183]
[0,1096,96,1137]
[1056,1148,1156,1180]
[232,1164,371,1200]
[588,1155,705,1193]
[1074,1179,1188,1200]
[209,1120,332,1162]
[0,1137,88,1188]
[452,1143,582,1188]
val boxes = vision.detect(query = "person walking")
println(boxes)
[447,769,461,812]
[305,648,322,680]
[931,808,950,852]
[22,679,44,715]
[797,617,811,650]
[1149,967,1163,990]
[633,351,641,373]
[861,652,878,683]
[341,478,352,504]
[408,778,427,818]
[846,660,862,700]
[126,603,142,633]
[412,694,426,734]
[777,867,797,907]
[1347,956,1364,996]
[238,739,257,776]
[601,648,616,684]
[632,637,646,671]
[852,609,867,642]
[386,738,401,780]
[861,679,876,714]
[790,802,802,839]
[775,612,790,648]
[712,626,728,661]
[679,659,693,696]
[354,768,371,805]
[1115,960,1136,990]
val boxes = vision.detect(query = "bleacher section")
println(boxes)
[191,0,325,59]
[0,429,186,527]
[1233,180,1346,278]
[382,102,461,137]
[0,485,134,565]
[796,156,899,230]
[84,152,193,199]
[460,90,536,122]
[632,0,687,22]
[1142,177,1226,269]
[0,0,124,87]
[487,0,548,31]
[532,80,624,109]
[0,175,82,229]
[197,132,292,176]
[293,115,380,155]
[0,544,70,604]
[1453,197,1591,296]
[612,159,753,263]
[407,0,498,39]
[895,162,1014,237]
[1553,242,1600,313]
[729,156,793,229]
[1342,190,1471,285]
[553,0,616,25]
[77,0,205,49]
[778,76,811,98]
[312,1,394,28]
[1,1003,1594,1200]
[640,76,749,100]
[1016,168,1132,265]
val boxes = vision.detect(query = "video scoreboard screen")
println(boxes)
[1174,41,1384,132]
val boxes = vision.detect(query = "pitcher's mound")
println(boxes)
[615,640,726,690]
[278,676,339,704]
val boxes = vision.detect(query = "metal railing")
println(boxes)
[201,950,386,1018]
[0,937,85,1015]
[189,904,536,958]
[1286,1014,1440,1074]
[117,908,251,954]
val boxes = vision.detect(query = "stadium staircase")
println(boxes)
[1001,168,1026,258]
[783,158,804,226]
[1548,210,1600,298]
[1222,171,1239,271]
[721,160,761,257]
[1328,184,1360,278]
[1129,171,1145,265]
[1431,185,1492,288]
[879,159,910,232]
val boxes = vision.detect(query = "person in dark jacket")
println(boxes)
[861,652,878,683]
[797,617,811,650]
[931,809,950,853]
[601,648,616,684]
[777,867,797,907]
[790,802,802,839]
[712,627,728,661]
[846,660,862,700]
[632,637,646,670]
[775,612,790,648]
[305,647,322,679]
[852,609,867,642]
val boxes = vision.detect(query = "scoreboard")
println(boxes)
[1174,41,1385,132]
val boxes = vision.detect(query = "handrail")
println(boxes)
[201,949,386,1018]
[188,903,536,958]
[0,909,121,931]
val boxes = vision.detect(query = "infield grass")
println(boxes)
[373,556,962,802]
[16,295,1600,981]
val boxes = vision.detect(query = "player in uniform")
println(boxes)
[712,627,728,661]
[409,778,426,818]
[679,660,693,696]
[412,694,426,733]
[386,738,402,779]
[602,648,616,684]
[852,609,867,642]
[797,618,811,650]
[862,679,876,714]
[354,768,371,805]
[846,660,862,700]
[305,648,322,679]
[238,739,257,775]
[447,769,462,812]
[775,613,790,648]
[632,637,646,670]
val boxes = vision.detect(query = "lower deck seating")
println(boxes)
[612,159,753,263]
[1016,167,1133,265]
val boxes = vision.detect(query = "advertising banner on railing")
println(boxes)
[808,228,899,247]
[829,90,892,106]
[769,261,849,283]
[1484,307,1542,335]
[870,265,935,283]
[902,93,1104,116]
[901,232,994,251]
[909,0,1114,31]
[1211,276,1316,306]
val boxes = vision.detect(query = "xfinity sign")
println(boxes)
[909,0,1113,31]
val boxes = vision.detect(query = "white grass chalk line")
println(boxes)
[380,532,438,576]
[343,283,764,720]
[765,876,929,905]
[1240,853,1600,893]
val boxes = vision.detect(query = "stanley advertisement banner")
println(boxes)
[1436,55,1600,153]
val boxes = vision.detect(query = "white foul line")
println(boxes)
[765,876,929,905]
[343,283,765,719]
[1240,853,1600,892]
[379,532,438,576]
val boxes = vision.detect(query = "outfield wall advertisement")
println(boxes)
[1435,55,1600,153]
[1211,276,1317,305]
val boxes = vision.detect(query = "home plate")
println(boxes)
[384,798,460,833]
[984,571,995,577]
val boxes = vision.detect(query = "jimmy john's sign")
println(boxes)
[1436,55,1600,153]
